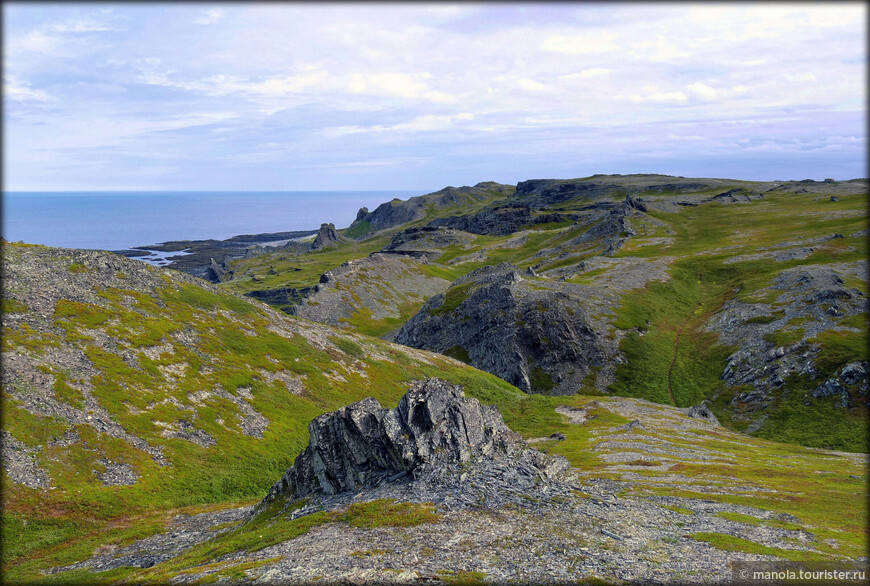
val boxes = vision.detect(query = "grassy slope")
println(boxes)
[610,189,867,450]
[1,238,867,582]
[220,181,866,451]
[1,243,521,581]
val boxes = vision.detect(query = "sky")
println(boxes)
[3,2,867,191]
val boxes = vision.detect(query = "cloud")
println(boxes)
[518,78,549,92]
[344,72,455,103]
[193,8,226,25]
[4,75,52,102]
[50,17,123,33]
[324,112,474,137]
[10,30,62,54]
[541,31,618,54]
[622,89,689,104]
[561,68,612,80]
[687,82,718,101]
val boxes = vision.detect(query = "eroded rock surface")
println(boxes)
[260,379,575,511]
[394,263,610,394]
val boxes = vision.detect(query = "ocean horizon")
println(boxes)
[2,190,422,252]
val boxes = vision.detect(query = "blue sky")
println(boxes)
[3,2,866,191]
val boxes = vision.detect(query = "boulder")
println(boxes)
[686,401,720,426]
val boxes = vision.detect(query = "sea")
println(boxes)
[2,191,420,252]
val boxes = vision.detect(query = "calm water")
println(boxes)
[2,191,419,251]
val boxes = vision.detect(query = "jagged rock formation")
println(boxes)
[206,257,232,282]
[260,378,575,511]
[394,263,608,394]
[310,223,346,250]
[685,402,720,426]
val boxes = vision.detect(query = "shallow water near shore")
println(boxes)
[2,190,419,251]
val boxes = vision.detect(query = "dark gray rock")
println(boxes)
[839,362,868,386]
[394,263,606,395]
[426,204,575,236]
[259,379,573,508]
[310,223,344,251]
[206,257,231,282]
[685,402,720,426]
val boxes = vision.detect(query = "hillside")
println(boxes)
[1,174,867,583]
[0,240,865,582]
[222,175,868,452]
[0,243,514,581]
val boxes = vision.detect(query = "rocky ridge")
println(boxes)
[348,182,514,235]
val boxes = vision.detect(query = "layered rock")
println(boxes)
[394,263,608,395]
[426,204,575,236]
[260,378,574,508]
[705,261,868,430]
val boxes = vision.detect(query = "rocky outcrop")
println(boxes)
[705,261,868,429]
[426,204,575,236]
[290,253,450,330]
[685,402,720,426]
[394,263,607,394]
[243,285,316,312]
[384,226,476,254]
[514,179,621,205]
[260,378,575,511]
[529,194,646,266]
[206,257,232,282]
[310,223,345,250]
[348,182,514,235]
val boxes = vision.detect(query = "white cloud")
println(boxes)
[343,72,455,103]
[784,72,817,83]
[11,30,62,54]
[4,75,52,102]
[324,112,474,137]
[622,88,689,104]
[51,17,122,33]
[193,8,226,25]
[687,82,718,101]
[541,31,618,54]
[630,35,690,62]
[518,78,549,92]
[561,68,613,80]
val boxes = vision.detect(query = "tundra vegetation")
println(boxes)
[1,174,867,583]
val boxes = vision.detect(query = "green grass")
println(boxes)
[690,532,828,561]
[444,345,472,364]
[610,259,738,407]
[1,298,28,313]
[430,282,476,316]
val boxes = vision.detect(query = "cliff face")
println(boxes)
[395,263,611,395]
